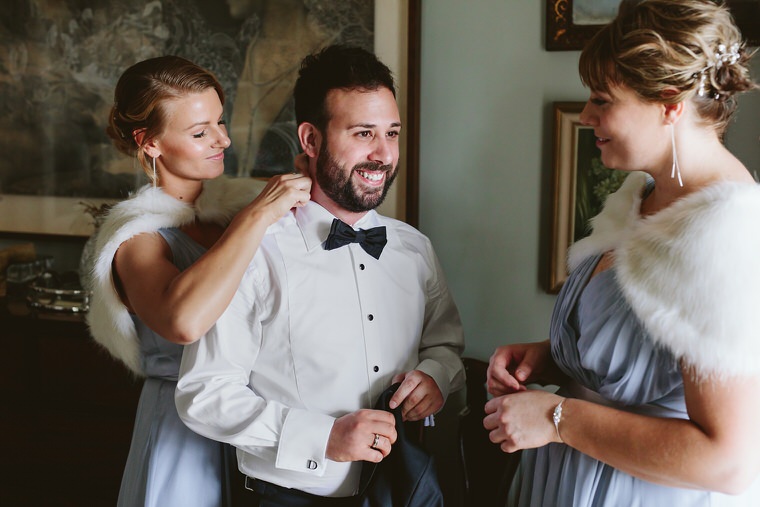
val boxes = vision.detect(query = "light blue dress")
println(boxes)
[508,255,760,506]
[117,228,228,507]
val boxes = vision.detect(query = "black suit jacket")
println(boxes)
[358,383,445,507]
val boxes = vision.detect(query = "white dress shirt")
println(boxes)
[176,200,465,497]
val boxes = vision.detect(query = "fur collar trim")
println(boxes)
[569,172,760,378]
[85,176,265,375]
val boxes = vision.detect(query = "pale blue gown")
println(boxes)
[508,254,760,506]
[117,228,229,507]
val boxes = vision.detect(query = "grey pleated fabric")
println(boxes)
[118,228,227,507]
[508,255,760,506]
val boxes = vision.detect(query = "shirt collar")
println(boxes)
[294,201,382,252]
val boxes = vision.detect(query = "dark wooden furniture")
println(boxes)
[0,298,143,507]
[459,357,520,506]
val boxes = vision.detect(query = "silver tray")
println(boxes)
[27,284,91,313]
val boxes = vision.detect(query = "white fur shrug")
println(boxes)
[568,171,760,378]
[86,176,266,375]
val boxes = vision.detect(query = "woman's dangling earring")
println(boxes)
[152,156,157,188]
[670,124,683,187]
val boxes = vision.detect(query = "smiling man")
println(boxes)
[176,45,465,506]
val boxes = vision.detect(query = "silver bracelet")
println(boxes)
[552,399,565,442]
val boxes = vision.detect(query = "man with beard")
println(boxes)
[176,45,465,506]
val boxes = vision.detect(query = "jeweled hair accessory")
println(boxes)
[697,43,741,98]
[714,43,742,68]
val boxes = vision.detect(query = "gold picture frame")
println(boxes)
[549,102,627,292]
[546,0,759,51]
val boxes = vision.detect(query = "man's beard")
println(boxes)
[315,142,397,213]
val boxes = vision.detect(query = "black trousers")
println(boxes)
[246,477,362,507]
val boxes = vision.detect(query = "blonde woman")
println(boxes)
[485,1,760,505]
[87,56,311,507]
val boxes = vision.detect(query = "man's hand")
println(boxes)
[326,409,397,463]
[389,370,443,421]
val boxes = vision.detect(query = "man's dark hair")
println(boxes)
[294,44,396,131]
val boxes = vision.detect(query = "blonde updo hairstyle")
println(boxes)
[106,56,225,183]
[579,0,757,136]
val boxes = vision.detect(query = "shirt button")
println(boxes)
[359,264,365,270]
[367,314,374,321]
[373,366,379,372]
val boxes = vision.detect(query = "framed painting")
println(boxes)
[0,0,420,237]
[546,0,760,51]
[548,102,626,293]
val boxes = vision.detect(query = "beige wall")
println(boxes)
[417,0,760,361]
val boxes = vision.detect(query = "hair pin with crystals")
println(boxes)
[697,43,741,98]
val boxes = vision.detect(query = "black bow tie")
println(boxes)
[324,218,387,259]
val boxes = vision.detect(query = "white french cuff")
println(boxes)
[276,408,334,476]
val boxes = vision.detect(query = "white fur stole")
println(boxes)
[569,172,760,378]
[86,176,266,375]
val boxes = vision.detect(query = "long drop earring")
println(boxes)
[670,124,683,187]
[152,156,157,188]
